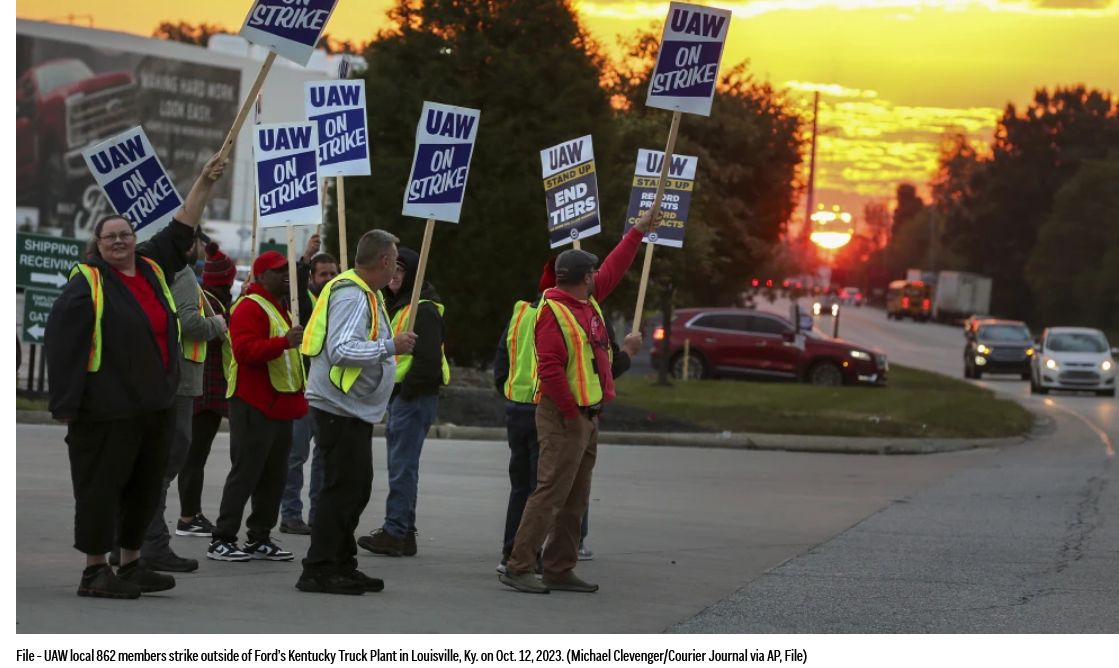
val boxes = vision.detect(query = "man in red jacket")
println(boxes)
[500,209,661,594]
[208,251,307,562]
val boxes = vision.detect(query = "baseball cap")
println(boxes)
[252,250,287,277]
[554,249,598,283]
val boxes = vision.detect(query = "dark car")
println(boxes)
[964,319,1033,380]
[649,308,888,386]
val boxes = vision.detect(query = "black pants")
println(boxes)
[66,408,174,555]
[303,408,373,574]
[213,398,292,544]
[502,409,540,559]
[178,410,222,518]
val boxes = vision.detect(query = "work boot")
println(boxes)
[343,569,385,593]
[499,571,550,594]
[296,571,364,596]
[280,518,312,535]
[403,530,418,557]
[357,529,404,557]
[145,552,199,573]
[543,571,598,593]
[77,564,140,600]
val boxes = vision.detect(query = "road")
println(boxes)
[672,300,1118,632]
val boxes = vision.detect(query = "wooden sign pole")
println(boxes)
[247,206,260,284]
[631,110,682,334]
[572,238,581,251]
[286,224,300,327]
[405,218,436,333]
[218,52,276,162]
[336,176,350,271]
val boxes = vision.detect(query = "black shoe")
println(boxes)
[357,529,404,557]
[296,571,365,595]
[403,530,418,557]
[279,518,312,535]
[77,564,140,600]
[117,559,176,593]
[108,547,120,567]
[145,553,199,573]
[244,539,295,561]
[344,569,385,593]
[176,514,213,537]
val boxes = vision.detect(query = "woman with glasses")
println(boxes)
[46,154,226,599]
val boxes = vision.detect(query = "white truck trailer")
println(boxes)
[933,271,992,323]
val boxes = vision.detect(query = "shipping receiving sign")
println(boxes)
[304,80,370,177]
[239,0,340,67]
[623,149,698,248]
[646,2,732,117]
[81,127,184,241]
[402,102,481,224]
[540,136,601,249]
[254,122,321,228]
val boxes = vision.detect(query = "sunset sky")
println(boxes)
[16,0,1119,229]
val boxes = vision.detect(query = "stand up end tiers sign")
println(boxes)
[240,0,340,67]
[402,102,481,224]
[254,122,321,228]
[305,80,370,177]
[646,2,732,117]
[541,135,601,249]
[81,126,183,242]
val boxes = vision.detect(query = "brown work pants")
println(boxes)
[507,396,598,578]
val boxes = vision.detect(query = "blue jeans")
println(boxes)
[383,393,439,537]
[281,411,324,525]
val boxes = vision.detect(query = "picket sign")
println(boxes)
[540,135,601,250]
[632,2,731,334]
[401,101,482,332]
[623,148,698,248]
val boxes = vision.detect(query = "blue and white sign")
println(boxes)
[253,122,321,228]
[402,102,481,224]
[81,126,183,241]
[304,80,370,177]
[239,0,340,67]
[540,135,601,249]
[646,2,732,117]
[623,149,698,248]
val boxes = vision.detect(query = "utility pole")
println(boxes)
[802,91,820,252]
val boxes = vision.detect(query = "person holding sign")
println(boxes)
[499,208,662,595]
[357,246,448,558]
[208,250,306,563]
[298,230,415,595]
[45,154,226,599]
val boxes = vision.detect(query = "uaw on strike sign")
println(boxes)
[402,102,481,224]
[623,149,698,248]
[647,2,732,117]
[81,127,183,241]
[240,0,340,67]
[305,80,370,177]
[540,136,600,248]
[254,122,321,227]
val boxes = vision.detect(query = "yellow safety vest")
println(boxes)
[538,296,612,407]
[390,301,451,385]
[225,294,304,397]
[300,269,383,394]
[67,257,180,373]
[202,289,233,379]
[182,283,208,363]
[503,300,539,404]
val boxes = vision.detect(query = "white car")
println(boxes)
[1031,327,1116,397]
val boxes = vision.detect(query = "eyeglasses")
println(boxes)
[99,231,135,242]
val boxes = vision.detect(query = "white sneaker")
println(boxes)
[577,544,594,561]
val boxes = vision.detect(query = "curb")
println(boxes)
[17,410,1025,455]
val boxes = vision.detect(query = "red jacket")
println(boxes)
[229,283,308,420]
[535,228,643,419]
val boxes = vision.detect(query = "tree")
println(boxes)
[863,200,890,250]
[335,0,617,365]
[152,21,229,46]
[892,183,924,238]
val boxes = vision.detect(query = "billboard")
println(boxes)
[15,33,241,238]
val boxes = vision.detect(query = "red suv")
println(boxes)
[649,308,888,386]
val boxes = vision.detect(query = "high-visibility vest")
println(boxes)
[202,289,233,379]
[538,296,612,407]
[300,269,383,394]
[67,256,180,373]
[503,300,539,404]
[225,294,304,397]
[182,283,208,363]
[308,289,318,309]
[390,301,451,385]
